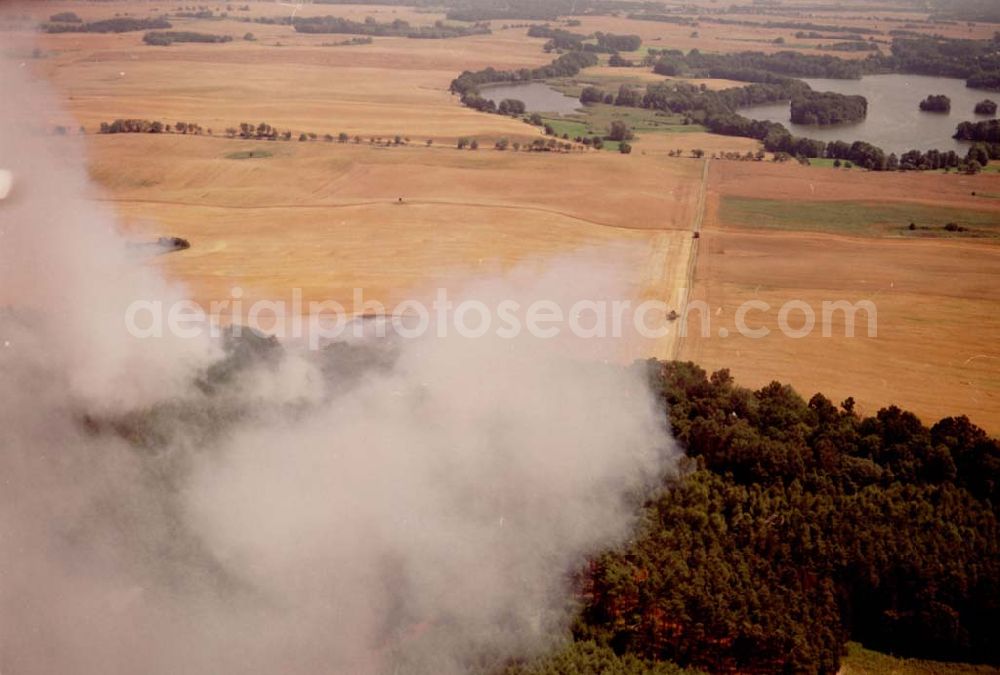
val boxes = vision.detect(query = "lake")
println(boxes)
[743,74,997,154]
[479,81,582,115]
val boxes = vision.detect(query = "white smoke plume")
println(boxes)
[0,57,676,674]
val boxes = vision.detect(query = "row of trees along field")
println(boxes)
[293,16,489,38]
[143,31,232,46]
[43,16,171,33]
[533,361,999,674]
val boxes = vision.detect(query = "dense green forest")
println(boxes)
[541,361,999,674]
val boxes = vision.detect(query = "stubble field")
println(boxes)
[6,0,1000,430]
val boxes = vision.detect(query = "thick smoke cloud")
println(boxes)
[0,57,676,673]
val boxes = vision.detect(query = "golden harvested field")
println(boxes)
[682,161,1000,433]
[6,0,1000,427]
[4,0,707,363]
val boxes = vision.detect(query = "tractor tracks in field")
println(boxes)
[94,196,655,233]
[644,158,708,361]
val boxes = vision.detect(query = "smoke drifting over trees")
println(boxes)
[0,58,673,674]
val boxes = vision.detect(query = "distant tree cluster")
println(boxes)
[527,25,640,54]
[887,35,1000,89]
[143,31,233,46]
[571,361,1000,673]
[48,11,82,23]
[821,40,880,52]
[594,31,641,52]
[919,94,952,112]
[438,0,619,22]
[791,91,868,125]
[43,16,172,33]
[693,16,881,35]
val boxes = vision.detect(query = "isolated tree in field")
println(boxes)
[338,132,349,143]
[495,137,509,150]
[457,137,469,149]
[243,32,255,41]
[692,148,705,158]
[619,142,632,154]
[470,139,479,150]
[324,133,334,142]
[426,139,433,146]
[607,120,634,142]
[299,133,308,141]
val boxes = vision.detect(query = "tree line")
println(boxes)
[450,51,599,100]
[564,361,1000,674]
[648,34,1000,93]
[293,16,490,39]
[143,31,233,46]
[43,16,172,33]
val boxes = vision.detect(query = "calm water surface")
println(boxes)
[479,82,582,115]
[744,74,997,154]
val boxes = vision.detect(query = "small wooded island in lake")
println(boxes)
[920,94,952,112]
[791,91,868,125]
[975,99,998,115]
